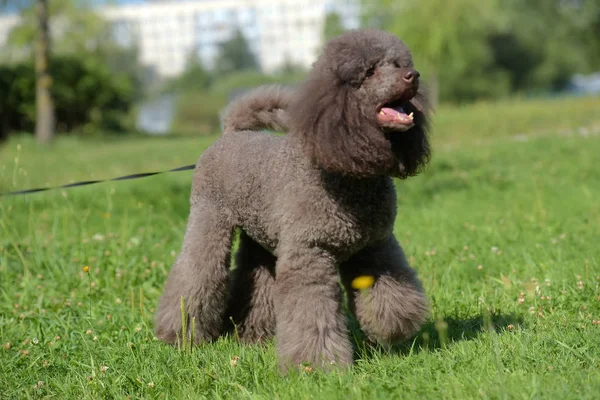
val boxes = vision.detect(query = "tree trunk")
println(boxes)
[35,0,55,144]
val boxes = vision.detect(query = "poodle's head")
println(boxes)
[288,29,431,179]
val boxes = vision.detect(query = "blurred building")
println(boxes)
[101,0,360,77]
[0,0,359,77]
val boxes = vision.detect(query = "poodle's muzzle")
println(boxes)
[377,68,421,131]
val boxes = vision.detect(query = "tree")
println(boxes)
[3,0,150,139]
[492,0,600,93]
[1,55,136,136]
[8,0,117,57]
[215,29,259,75]
[2,0,56,143]
[363,0,600,103]
[163,52,213,93]
[34,0,55,144]
[101,42,155,101]
[365,0,505,106]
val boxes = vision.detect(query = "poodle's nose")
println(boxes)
[403,69,420,84]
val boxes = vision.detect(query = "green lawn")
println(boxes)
[1,95,600,399]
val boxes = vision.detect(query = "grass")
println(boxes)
[1,94,600,399]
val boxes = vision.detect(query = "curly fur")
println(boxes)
[155,29,431,373]
[288,30,431,178]
[220,85,294,134]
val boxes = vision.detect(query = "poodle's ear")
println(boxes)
[287,75,396,177]
[388,84,432,179]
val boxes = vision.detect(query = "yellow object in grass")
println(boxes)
[83,266,89,273]
[351,275,375,290]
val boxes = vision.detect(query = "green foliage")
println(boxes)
[169,69,306,136]
[0,55,135,137]
[215,29,259,76]
[6,0,149,99]
[368,0,506,104]
[365,0,600,103]
[323,12,346,43]
[0,63,34,140]
[163,34,307,136]
[1,96,599,398]
[0,0,149,140]
[209,69,304,98]
[101,44,154,103]
[162,56,213,94]
[8,0,110,57]
[170,91,227,136]
[491,0,600,92]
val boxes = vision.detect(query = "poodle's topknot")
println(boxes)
[312,29,414,87]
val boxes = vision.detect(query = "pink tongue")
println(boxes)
[379,106,408,123]
[381,107,404,117]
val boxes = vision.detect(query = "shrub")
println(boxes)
[0,54,135,139]
[168,69,306,135]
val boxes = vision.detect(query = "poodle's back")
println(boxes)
[190,130,397,258]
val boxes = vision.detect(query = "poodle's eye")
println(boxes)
[365,65,376,78]
[394,60,412,68]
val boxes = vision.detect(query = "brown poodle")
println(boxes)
[155,29,432,372]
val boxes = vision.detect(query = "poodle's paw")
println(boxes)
[278,349,353,374]
[277,335,354,374]
[358,284,429,345]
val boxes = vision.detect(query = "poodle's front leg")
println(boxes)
[155,199,234,344]
[274,246,353,372]
[340,235,429,346]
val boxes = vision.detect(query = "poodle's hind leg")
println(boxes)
[274,246,353,372]
[340,235,429,346]
[224,231,277,343]
[155,199,235,345]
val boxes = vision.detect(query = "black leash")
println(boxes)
[0,164,196,197]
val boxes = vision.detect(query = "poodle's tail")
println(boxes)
[220,85,293,134]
